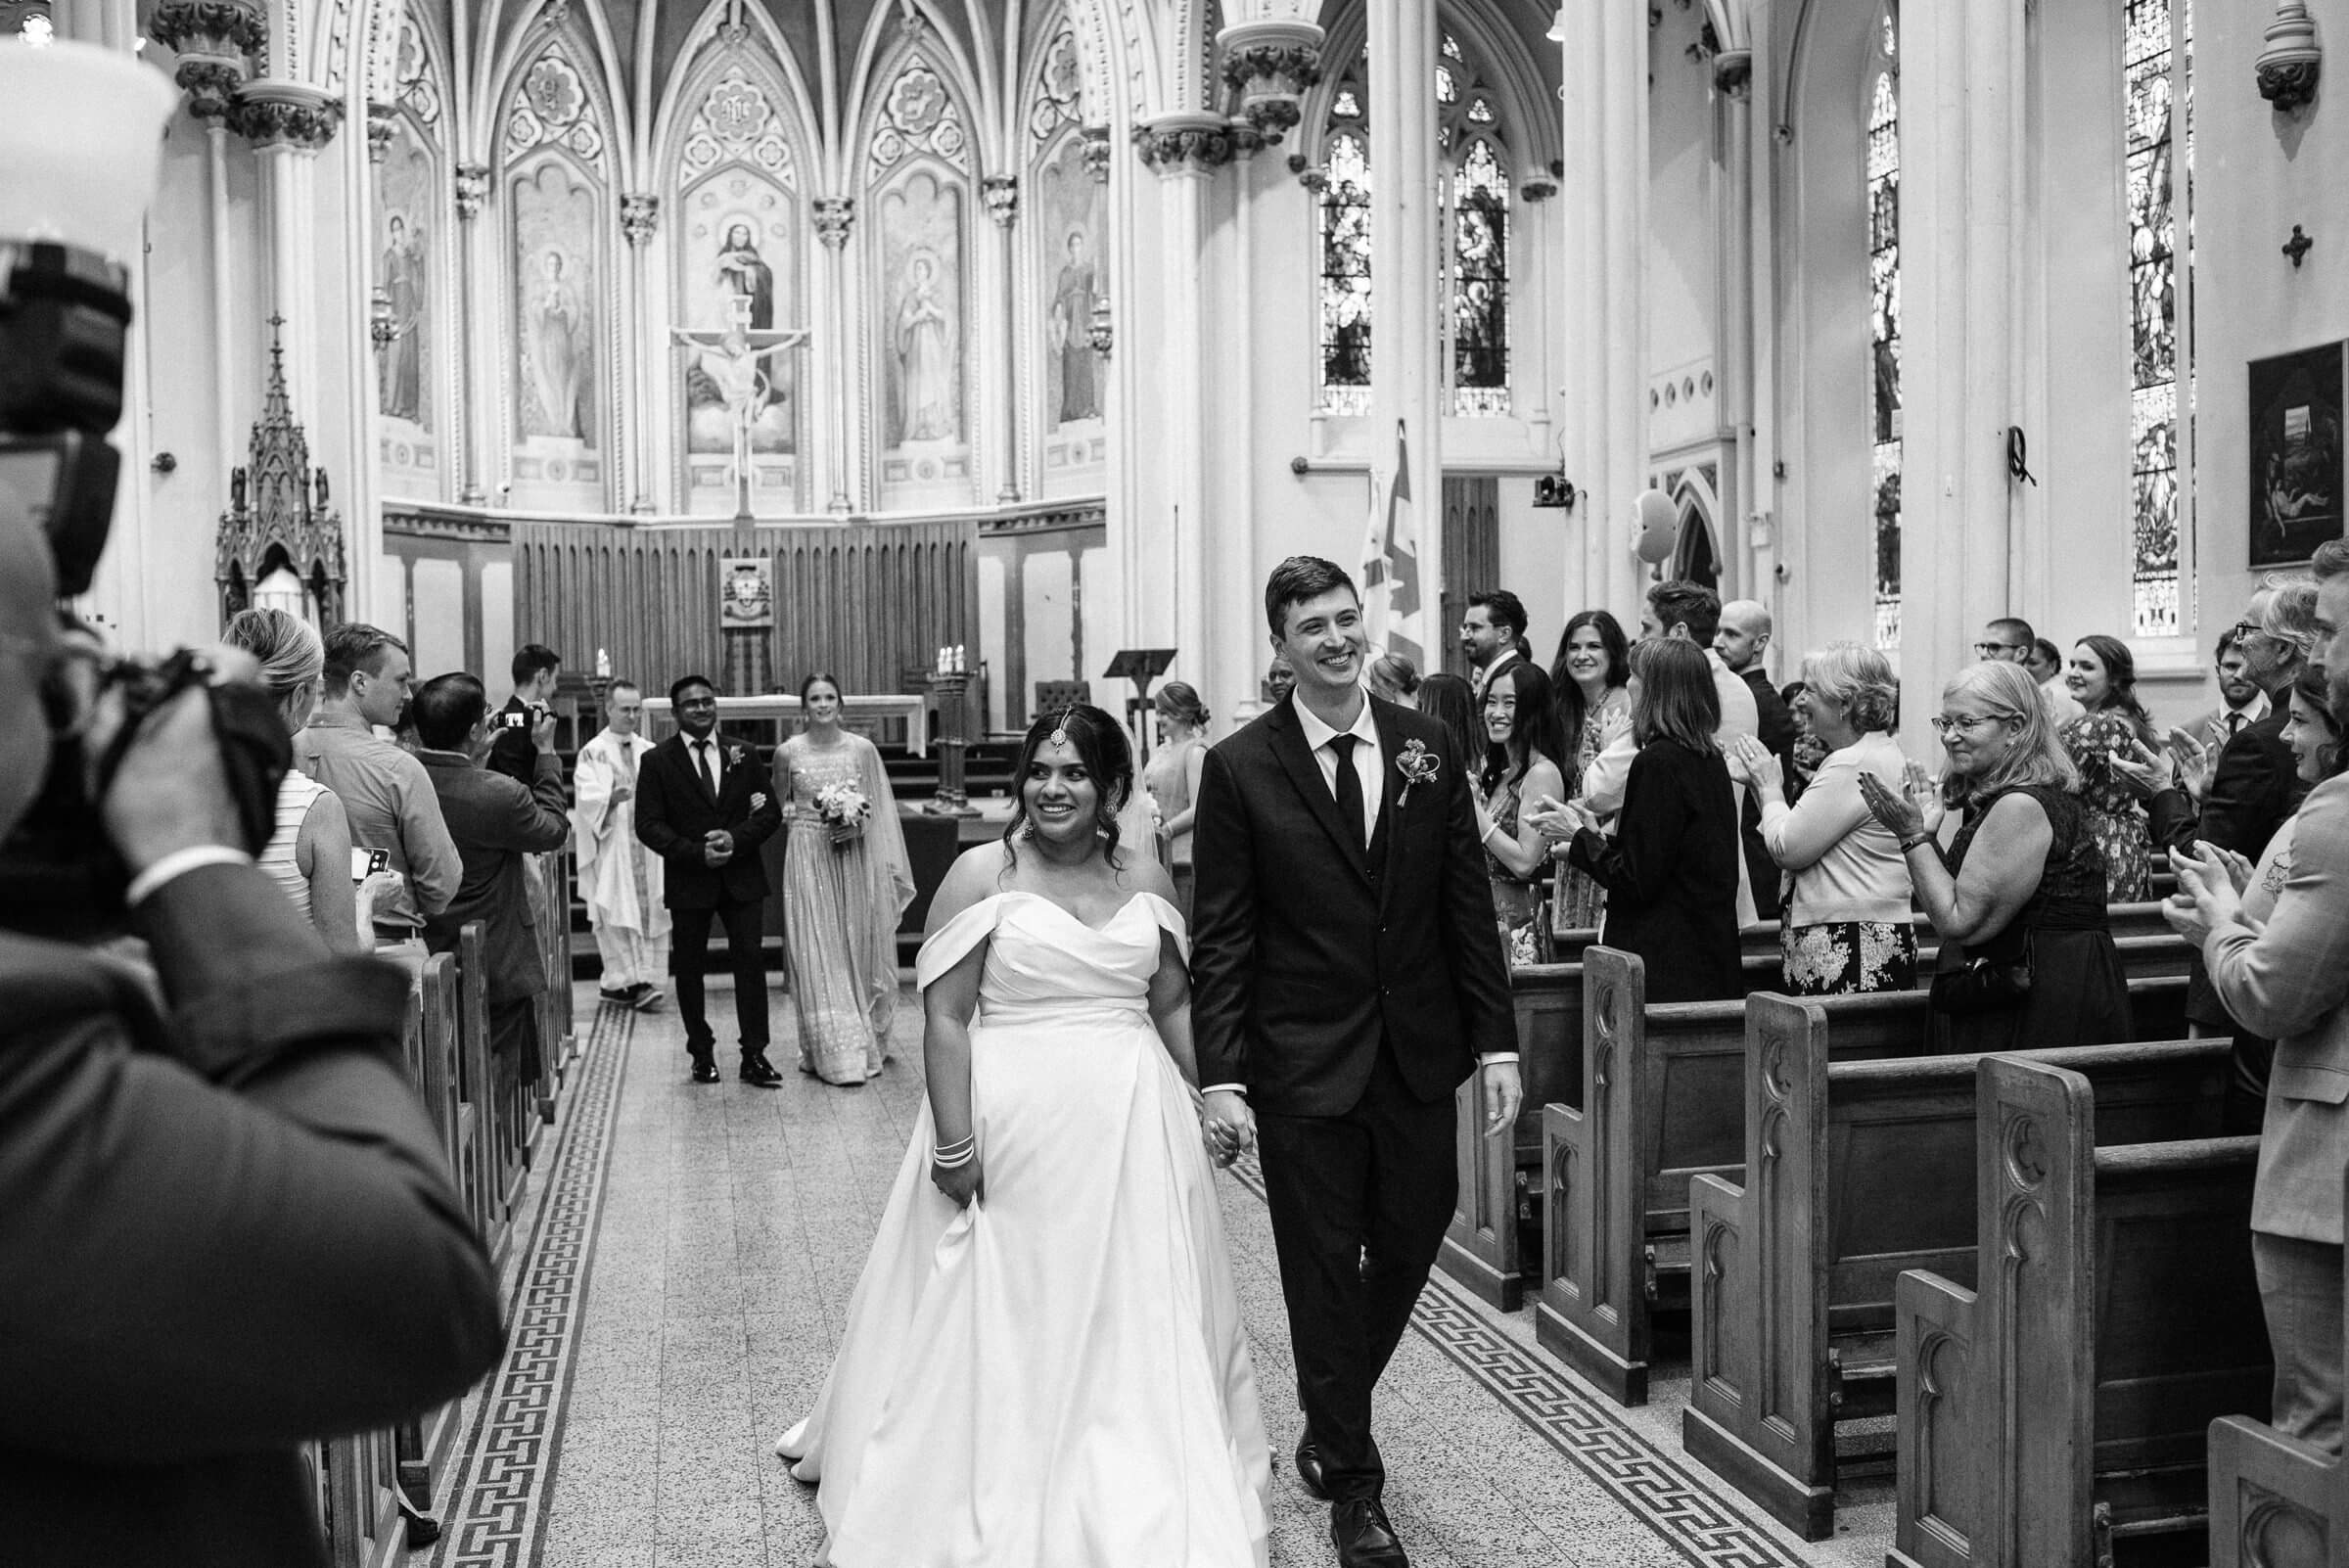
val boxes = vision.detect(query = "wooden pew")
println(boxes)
[1439,926,2194,1312]
[532,850,576,1132]
[1533,948,2191,1405]
[1887,1056,2268,1568]
[2205,1167,2349,1568]
[1681,1000,2228,1539]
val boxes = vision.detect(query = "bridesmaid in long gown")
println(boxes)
[773,673,914,1084]
[776,704,1271,1567]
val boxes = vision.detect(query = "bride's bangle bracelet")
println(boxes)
[932,1135,977,1167]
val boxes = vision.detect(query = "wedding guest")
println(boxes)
[1265,655,1297,706]
[1717,599,1802,917]
[1475,662,1567,967]
[1545,609,1632,930]
[1728,642,1915,994]
[1143,681,1212,917]
[2186,628,2273,757]
[1461,589,1528,701]
[487,642,561,784]
[1556,638,1742,1000]
[1414,670,1482,776]
[2166,665,2349,1451]
[1862,660,2129,1053]
[2238,665,2349,924]
[574,679,668,1009]
[1366,652,1421,708]
[2057,633,2160,901]
[2025,636,2064,688]
[223,609,391,955]
[774,672,914,1084]
[1977,616,2084,725]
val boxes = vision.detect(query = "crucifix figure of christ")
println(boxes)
[670,291,809,525]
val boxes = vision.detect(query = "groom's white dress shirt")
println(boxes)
[1201,690,1516,1100]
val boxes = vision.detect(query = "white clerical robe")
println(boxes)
[574,728,668,939]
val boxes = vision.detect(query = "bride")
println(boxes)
[775,704,1272,1567]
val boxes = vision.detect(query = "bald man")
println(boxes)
[1715,600,1801,918]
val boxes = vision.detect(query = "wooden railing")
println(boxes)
[308,852,579,1567]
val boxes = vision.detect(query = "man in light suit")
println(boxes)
[634,674,784,1085]
[1193,557,1520,1568]
[412,672,573,1088]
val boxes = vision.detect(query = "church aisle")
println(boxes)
[439,980,1838,1568]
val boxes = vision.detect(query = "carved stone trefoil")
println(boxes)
[1218,21,1323,145]
[147,0,266,122]
[2258,0,2322,113]
[217,320,346,628]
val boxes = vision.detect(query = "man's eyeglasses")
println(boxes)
[1929,712,2013,735]
[1971,641,2026,658]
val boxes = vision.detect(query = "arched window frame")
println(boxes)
[1865,2,1901,651]
[1314,68,1373,416]
[2124,0,2193,639]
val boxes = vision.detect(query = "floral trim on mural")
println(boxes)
[684,66,794,185]
[869,60,968,177]
[507,53,605,162]
[1028,25,1084,145]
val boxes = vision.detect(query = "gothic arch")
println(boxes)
[1294,0,1560,173]
[478,0,636,190]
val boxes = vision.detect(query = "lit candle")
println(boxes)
[595,647,611,678]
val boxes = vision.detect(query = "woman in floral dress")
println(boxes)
[1545,610,1633,932]
[1476,662,1568,968]
[2055,633,2158,902]
[774,673,915,1084]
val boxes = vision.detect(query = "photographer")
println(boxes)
[0,503,505,1563]
[413,673,572,1088]
[486,643,562,786]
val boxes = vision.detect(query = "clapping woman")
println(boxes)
[1546,610,1633,929]
[1861,660,2130,1052]
[1476,662,1568,968]
[2057,634,2160,901]
[1554,638,1743,1001]
[774,672,914,1084]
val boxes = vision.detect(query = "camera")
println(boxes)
[0,210,287,940]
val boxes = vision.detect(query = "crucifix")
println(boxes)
[670,291,808,526]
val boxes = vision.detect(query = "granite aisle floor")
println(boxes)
[433,978,1881,1568]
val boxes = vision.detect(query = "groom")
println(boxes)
[1192,556,1521,1568]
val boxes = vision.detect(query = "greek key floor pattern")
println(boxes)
[419,985,1855,1567]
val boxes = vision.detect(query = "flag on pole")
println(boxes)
[1360,418,1426,667]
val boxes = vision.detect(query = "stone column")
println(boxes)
[813,198,855,515]
[983,175,1021,503]
[1897,0,2023,751]
[452,161,491,504]
[228,84,343,417]
[1133,114,1230,693]
[1367,0,1442,645]
[1713,56,1758,608]
[620,193,660,513]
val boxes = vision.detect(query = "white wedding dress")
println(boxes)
[776,890,1272,1568]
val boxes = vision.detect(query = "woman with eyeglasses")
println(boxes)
[1859,661,2131,1052]
[2055,634,2161,902]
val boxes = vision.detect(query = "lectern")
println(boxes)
[1103,648,1177,763]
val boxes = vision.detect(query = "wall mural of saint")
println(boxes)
[876,170,964,449]
[373,117,436,432]
[680,182,796,461]
[512,160,599,447]
[1033,132,1104,432]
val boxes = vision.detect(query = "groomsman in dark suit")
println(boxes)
[635,674,785,1084]
[1191,556,1520,1568]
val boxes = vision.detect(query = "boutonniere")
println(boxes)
[726,745,748,769]
[1396,738,1441,807]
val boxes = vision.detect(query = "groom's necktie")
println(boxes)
[1327,734,1366,860]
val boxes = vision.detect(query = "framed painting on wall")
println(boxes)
[2247,343,2344,568]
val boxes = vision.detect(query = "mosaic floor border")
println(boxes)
[427,999,636,1568]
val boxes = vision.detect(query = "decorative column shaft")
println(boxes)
[814,198,855,514]
[453,161,490,504]
[619,193,658,512]
[983,175,1021,502]
[1367,0,1443,664]
[232,81,341,420]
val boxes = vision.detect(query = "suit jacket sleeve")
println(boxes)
[1569,746,1680,900]
[2194,724,2292,855]
[489,755,573,853]
[1436,731,1517,1058]
[2205,778,2349,1039]
[1187,743,1256,1088]
[633,751,698,867]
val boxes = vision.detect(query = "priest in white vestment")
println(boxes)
[575,680,670,1008]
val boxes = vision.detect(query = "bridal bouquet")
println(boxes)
[814,782,872,847]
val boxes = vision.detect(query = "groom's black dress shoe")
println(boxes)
[1294,1434,1330,1500]
[740,1051,785,1087]
[688,1052,720,1084]
[1331,1498,1408,1568]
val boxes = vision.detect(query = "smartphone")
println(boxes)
[350,847,391,882]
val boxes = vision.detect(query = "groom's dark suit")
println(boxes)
[1191,693,1514,1504]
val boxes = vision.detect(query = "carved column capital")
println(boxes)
[1712,49,1753,99]
[982,175,1019,227]
[365,101,397,162]
[814,197,855,249]
[1519,178,1558,203]
[228,81,345,150]
[1133,112,1234,175]
[620,193,660,246]
[1080,124,1113,182]
[148,0,266,122]
[454,162,489,221]
[1218,21,1324,146]
[2258,0,2323,113]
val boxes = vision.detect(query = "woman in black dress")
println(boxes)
[1557,637,1743,1001]
[1860,659,2131,1052]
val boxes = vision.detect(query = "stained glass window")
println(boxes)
[2127,0,2188,637]
[1452,139,1509,415]
[1318,126,1373,416]
[1866,12,1901,651]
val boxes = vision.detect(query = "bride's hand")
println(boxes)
[931,1157,983,1209]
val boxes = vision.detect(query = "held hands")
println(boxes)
[1201,1088,1256,1169]
[1481,1059,1523,1140]
[1725,735,1783,796]
[702,828,736,868]
[1856,768,1927,842]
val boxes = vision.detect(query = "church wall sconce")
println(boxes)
[2257,0,2322,113]
[2284,225,2315,268]
[1087,294,1113,358]
[1532,474,1577,510]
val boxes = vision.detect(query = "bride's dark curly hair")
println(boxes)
[1001,702,1134,873]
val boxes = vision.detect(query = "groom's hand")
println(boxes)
[1203,1089,1256,1160]
[1481,1060,1523,1139]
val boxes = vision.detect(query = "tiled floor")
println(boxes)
[464,979,1883,1568]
